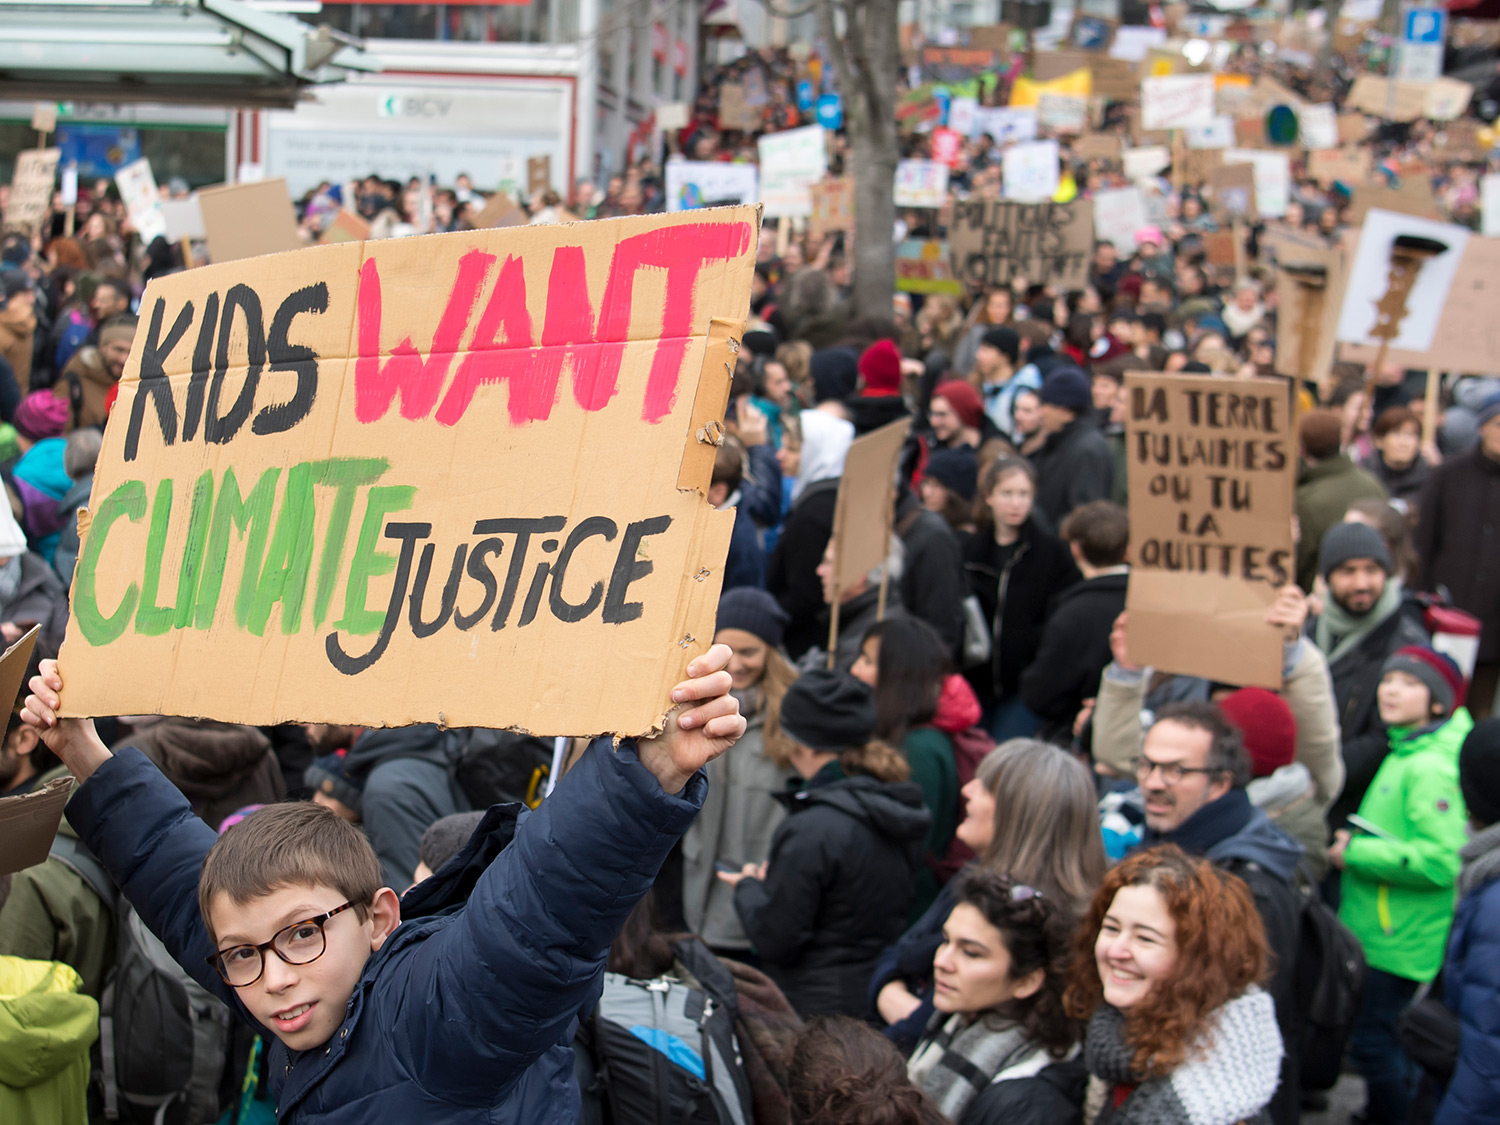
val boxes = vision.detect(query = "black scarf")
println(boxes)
[1142,788,1253,857]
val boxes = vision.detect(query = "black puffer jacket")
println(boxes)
[1018,572,1129,739]
[733,767,930,1020]
[767,478,839,660]
[1029,416,1113,527]
[963,519,1081,703]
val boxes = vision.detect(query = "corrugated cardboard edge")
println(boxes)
[678,317,744,494]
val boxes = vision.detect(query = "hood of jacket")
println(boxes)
[342,724,456,780]
[0,957,99,1089]
[127,717,274,802]
[931,674,982,734]
[846,394,910,436]
[1204,805,1305,881]
[782,774,932,844]
[15,438,71,499]
[1246,762,1314,814]
[793,410,855,501]
[57,474,92,514]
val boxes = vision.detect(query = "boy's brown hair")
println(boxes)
[198,802,382,942]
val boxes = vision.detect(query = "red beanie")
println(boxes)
[859,339,903,396]
[1219,688,1297,778]
[933,380,983,430]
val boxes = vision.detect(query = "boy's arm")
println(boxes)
[1343,767,1468,889]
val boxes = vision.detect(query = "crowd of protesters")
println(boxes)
[2,16,1500,1125]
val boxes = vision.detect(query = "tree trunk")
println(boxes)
[815,0,901,323]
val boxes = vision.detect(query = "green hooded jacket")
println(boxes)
[0,956,99,1125]
[1339,708,1472,982]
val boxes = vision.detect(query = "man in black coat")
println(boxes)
[1028,365,1113,528]
[1305,522,1428,832]
[1019,500,1129,743]
[1415,392,1500,719]
[894,489,966,655]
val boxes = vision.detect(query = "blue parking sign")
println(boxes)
[1403,5,1446,45]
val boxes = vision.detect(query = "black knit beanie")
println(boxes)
[1459,719,1500,827]
[780,670,877,752]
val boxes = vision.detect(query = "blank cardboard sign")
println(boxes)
[196,179,302,264]
[832,418,911,594]
[57,208,759,737]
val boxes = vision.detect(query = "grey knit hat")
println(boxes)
[1318,521,1391,580]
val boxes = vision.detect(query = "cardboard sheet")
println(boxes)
[949,199,1093,290]
[56,208,757,738]
[2,148,61,236]
[0,776,75,877]
[196,179,302,264]
[1124,373,1294,689]
[808,178,855,239]
[832,419,911,593]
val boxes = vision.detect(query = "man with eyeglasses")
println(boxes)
[1128,700,1307,1125]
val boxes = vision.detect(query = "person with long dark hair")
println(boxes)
[907,871,1085,1124]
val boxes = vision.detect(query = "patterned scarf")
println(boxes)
[909,1013,1039,1122]
[1458,822,1500,898]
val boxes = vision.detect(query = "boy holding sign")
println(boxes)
[19,652,745,1122]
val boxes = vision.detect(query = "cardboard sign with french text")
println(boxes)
[2,148,61,235]
[949,199,1093,290]
[1124,372,1295,690]
[56,208,758,737]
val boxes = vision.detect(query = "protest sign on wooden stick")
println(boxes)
[1124,372,1296,689]
[949,199,1093,290]
[57,208,759,737]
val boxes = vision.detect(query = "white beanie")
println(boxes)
[0,499,28,557]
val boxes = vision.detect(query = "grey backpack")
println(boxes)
[51,834,232,1124]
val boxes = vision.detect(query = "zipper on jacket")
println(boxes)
[991,541,1029,696]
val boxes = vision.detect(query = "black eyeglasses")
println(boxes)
[1131,755,1223,786]
[206,901,356,988]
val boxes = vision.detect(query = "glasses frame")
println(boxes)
[206,900,356,988]
[1131,755,1225,786]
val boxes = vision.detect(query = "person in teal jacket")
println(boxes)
[1329,645,1471,1125]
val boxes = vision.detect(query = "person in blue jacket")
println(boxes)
[1436,718,1500,1125]
[19,648,745,1124]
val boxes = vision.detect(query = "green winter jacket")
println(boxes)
[1339,708,1472,982]
[0,956,99,1125]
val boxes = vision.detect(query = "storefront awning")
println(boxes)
[0,0,378,109]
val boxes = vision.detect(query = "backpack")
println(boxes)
[579,937,754,1125]
[451,728,555,810]
[1293,875,1367,1092]
[50,834,233,1125]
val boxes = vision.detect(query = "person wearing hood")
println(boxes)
[847,340,911,437]
[724,670,931,1019]
[1435,718,1500,1125]
[1307,521,1430,834]
[1329,646,1473,1125]
[118,716,285,832]
[11,389,74,563]
[1127,702,1306,1125]
[852,617,969,921]
[0,492,68,661]
[1028,367,1113,528]
[0,955,98,1124]
[681,589,799,955]
[302,723,467,888]
[767,408,853,660]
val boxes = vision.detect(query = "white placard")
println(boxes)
[1224,149,1291,218]
[664,160,759,211]
[1110,26,1168,61]
[1037,94,1088,133]
[1298,104,1339,150]
[1482,174,1500,238]
[893,160,950,208]
[1122,145,1172,181]
[158,196,205,241]
[757,124,827,218]
[1336,209,1471,352]
[948,96,979,138]
[1093,186,1149,253]
[970,106,1038,144]
[1140,74,1217,130]
[1185,116,1235,150]
[656,102,691,131]
[1002,139,1061,202]
[114,158,167,243]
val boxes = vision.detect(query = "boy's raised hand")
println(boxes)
[636,643,745,794]
[21,659,113,781]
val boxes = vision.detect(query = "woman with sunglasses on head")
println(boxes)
[907,871,1086,1125]
[1063,845,1283,1125]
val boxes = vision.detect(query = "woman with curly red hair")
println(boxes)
[1064,845,1284,1125]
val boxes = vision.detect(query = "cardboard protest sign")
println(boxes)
[1090,56,1142,101]
[1345,180,1441,225]
[1431,119,1484,162]
[808,178,855,240]
[1109,25,1167,62]
[1424,78,1473,122]
[1093,186,1148,253]
[1484,175,1500,238]
[931,128,965,167]
[895,240,962,296]
[1224,150,1290,218]
[473,191,527,229]
[527,155,552,198]
[1346,76,1427,123]
[831,419,912,594]
[1037,93,1088,133]
[758,125,826,218]
[1201,229,1238,267]
[55,207,758,737]
[947,97,979,137]
[1185,117,1235,149]
[115,158,167,244]
[1338,114,1374,145]
[1031,51,1094,82]
[896,86,945,130]
[2,148,61,235]
[894,161,950,209]
[718,84,759,132]
[1177,146,1224,187]
[1209,162,1257,224]
[320,209,372,245]
[1123,146,1172,181]
[196,180,301,264]
[655,102,690,131]
[0,776,75,877]
[1307,147,1373,187]
[949,199,1093,290]
[1002,140,1061,201]
[1011,69,1092,107]
[1124,372,1295,690]
[1274,243,1344,385]
[1335,209,1470,353]
[160,197,206,242]
[1298,103,1339,150]
[970,106,1037,143]
[1074,133,1123,161]
[1141,75,1217,130]
[664,161,758,211]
